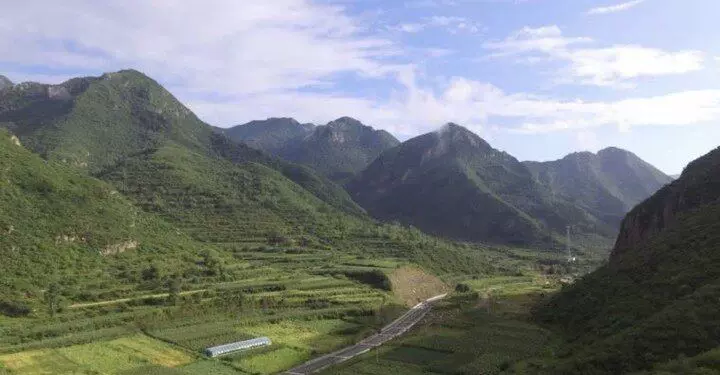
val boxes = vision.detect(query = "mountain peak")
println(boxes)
[433,123,491,151]
[327,116,365,129]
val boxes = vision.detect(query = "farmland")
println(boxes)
[0,241,575,374]
[321,274,562,375]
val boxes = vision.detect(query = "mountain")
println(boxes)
[224,116,400,182]
[347,123,610,247]
[216,117,314,153]
[524,148,671,230]
[0,75,12,90]
[0,70,363,217]
[0,129,215,299]
[532,146,720,374]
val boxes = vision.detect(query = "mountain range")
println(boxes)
[0,69,499,302]
[0,69,672,252]
[221,116,399,183]
[347,124,670,248]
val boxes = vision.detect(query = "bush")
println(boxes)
[455,283,472,293]
[0,300,32,317]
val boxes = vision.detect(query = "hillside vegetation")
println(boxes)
[216,117,314,153]
[0,130,215,303]
[525,147,671,231]
[224,116,399,183]
[529,146,720,374]
[0,70,362,218]
[348,124,615,248]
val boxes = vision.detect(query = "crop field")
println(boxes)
[0,239,572,375]
[323,275,560,375]
[0,335,193,374]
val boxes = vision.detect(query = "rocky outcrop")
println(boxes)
[611,146,720,263]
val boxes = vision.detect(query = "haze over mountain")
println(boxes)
[223,116,399,182]
[525,148,672,231]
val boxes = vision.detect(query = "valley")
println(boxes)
[0,68,707,375]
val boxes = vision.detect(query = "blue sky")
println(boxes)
[1,0,719,174]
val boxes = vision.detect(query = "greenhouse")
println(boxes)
[204,337,272,357]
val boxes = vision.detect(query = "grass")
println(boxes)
[0,334,193,374]
[229,345,310,374]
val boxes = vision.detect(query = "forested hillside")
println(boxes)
[530,146,720,374]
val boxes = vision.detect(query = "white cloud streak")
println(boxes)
[587,0,646,15]
[391,16,482,34]
[484,25,705,87]
[1,2,718,140]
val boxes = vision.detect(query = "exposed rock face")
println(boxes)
[101,240,139,256]
[611,146,720,262]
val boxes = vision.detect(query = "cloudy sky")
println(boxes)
[1,0,718,174]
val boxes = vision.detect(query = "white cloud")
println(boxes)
[0,0,399,96]
[391,16,482,34]
[587,0,646,15]
[484,25,705,87]
[1,2,718,141]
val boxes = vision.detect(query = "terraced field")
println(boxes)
[323,276,561,375]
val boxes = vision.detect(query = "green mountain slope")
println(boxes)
[348,123,608,247]
[224,116,400,182]
[524,148,671,229]
[216,117,314,153]
[0,130,213,298]
[532,146,720,374]
[0,70,362,217]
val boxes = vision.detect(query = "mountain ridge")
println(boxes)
[223,116,400,182]
[532,145,720,374]
[348,123,612,246]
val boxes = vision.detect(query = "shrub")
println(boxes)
[0,300,32,317]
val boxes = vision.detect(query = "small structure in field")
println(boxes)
[204,337,272,357]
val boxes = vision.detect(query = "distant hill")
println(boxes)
[524,148,671,231]
[533,146,720,374]
[223,116,400,182]
[0,70,363,218]
[348,123,610,247]
[216,117,314,153]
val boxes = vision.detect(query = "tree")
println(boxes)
[202,250,223,277]
[455,283,471,293]
[45,282,61,317]
[142,263,161,281]
[166,275,182,306]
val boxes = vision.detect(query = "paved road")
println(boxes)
[284,293,447,375]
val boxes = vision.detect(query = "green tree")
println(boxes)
[166,275,183,306]
[44,283,61,317]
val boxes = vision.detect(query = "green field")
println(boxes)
[323,276,561,375]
